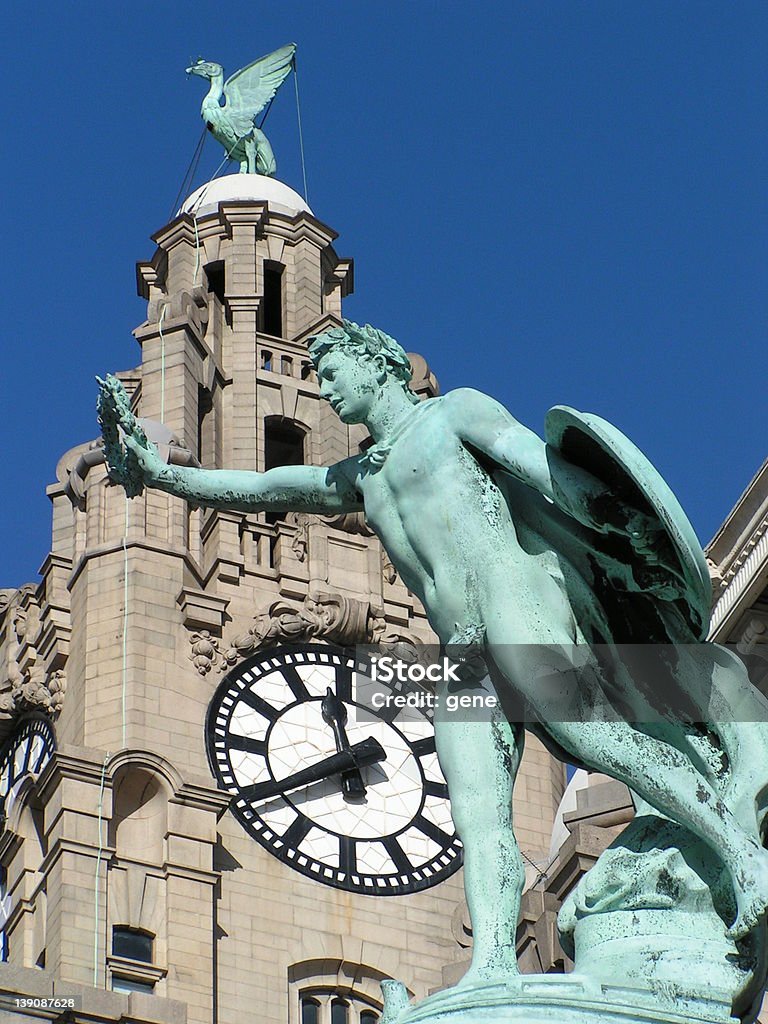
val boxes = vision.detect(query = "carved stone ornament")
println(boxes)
[0,586,67,724]
[148,287,210,336]
[188,630,234,676]
[186,586,422,676]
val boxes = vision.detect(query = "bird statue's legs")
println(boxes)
[243,136,258,174]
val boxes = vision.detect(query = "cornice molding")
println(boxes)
[709,512,768,637]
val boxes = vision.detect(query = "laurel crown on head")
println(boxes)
[308,320,419,404]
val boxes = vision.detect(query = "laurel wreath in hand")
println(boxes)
[96,374,150,498]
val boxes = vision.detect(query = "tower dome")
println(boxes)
[179,173,313,219]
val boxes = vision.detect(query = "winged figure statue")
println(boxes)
[186,44,296,176]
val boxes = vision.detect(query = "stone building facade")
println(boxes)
[0,174,566,1024]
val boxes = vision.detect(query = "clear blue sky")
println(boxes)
[2,2,767,588]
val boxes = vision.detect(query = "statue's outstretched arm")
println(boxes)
[129,437,362,514]
[97,374,361,514]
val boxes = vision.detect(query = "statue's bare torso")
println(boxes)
[345,393,576,647]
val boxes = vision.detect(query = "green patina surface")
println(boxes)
[186,44,296,175]
[99,320,768,1023]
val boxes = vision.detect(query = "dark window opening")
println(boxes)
[36,949,46,969]
[301,360,314,380]
[301,998,320,1024]
[263,262,284,337]
[112,927,153,963]
[205,261,225,303]
[264,419,305,526]
[261,350,273,371]
[281,355,293,376]
[264,419,305,473]
[360,1013,378,1024]
[331,999,349,1024]
[197,385,214,466]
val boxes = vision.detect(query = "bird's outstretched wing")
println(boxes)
[223,44,296,134]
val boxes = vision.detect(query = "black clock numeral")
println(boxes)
[238,689,280,722]
[382,836,414,875]
[339,835,357,875]
[20,739,32,778]
[282,666,311,702]
[282,812,313,849]
[413,815,452,848]
[32,738,49,773]
[412,736,436,758]
[424,781,449,799]
[377,701,402,725]
[226,734,267,756]
[334,667,353,703]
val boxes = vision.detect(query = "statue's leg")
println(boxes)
[434,697,524,983]
[542,712,768,938]
[484,637,768,939]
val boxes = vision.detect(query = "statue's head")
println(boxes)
[186,58,223,80]
[308,320,419,424]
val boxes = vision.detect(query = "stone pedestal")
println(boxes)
[380,976,736,1024]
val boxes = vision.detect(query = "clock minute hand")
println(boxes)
[240,737,387,804]
[322,686,367,798]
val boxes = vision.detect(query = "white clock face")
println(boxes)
[206,644,462,895]
[0,714,56,819]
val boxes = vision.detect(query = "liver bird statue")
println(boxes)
[186,44,297,176]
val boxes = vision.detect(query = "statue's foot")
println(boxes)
[728,843,768,940]
[454,961,519,989]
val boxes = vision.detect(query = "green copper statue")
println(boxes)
[99,322,768,1023]
[186,44,296,176]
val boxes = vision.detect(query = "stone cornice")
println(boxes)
[170,780,230,818]
[292,313,345,348]
[38,837,117,876]
[709,511,768,637]
[150,216,200,251]
[36,746,112,801]
[67,539,205,592]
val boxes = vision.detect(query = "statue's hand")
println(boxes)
[96,374,162,497]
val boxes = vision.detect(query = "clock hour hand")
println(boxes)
[240,737,386,804]
[321,686,367,799]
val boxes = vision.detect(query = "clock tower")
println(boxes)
[0,172,566,1024]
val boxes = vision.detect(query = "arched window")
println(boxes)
[264,418,305,472]
[331,999,349,1024]
[360,1012,378,1024]
[300,997,320,1024]
[112,926,153,963]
